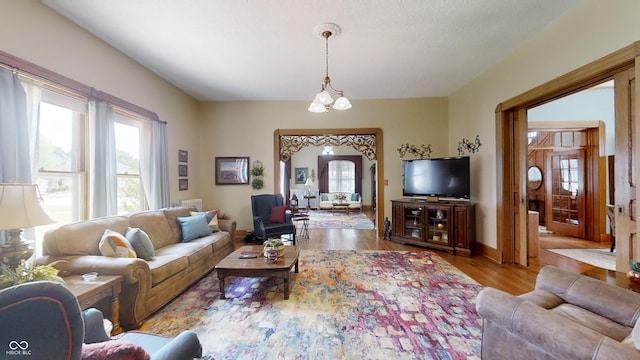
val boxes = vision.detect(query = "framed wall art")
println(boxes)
[215,156,249,185]
[178,149,188,163]
[178,164,188,177]
[295,167,308,184]
[179,179,188,191]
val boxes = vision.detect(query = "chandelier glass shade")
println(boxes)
[308,24,352,113]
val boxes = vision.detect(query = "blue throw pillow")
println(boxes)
[321,194,329,201]
[177,213,212,242]
[125,227,155,261]
[351,193,359,201]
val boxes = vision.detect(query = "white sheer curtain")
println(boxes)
[0,68,31,184]
[21,79,43,183]
[89,100,117,217]
[141,120,169,209]
[328,160,356,193]
[0,68,34,243]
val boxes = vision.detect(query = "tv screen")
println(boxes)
[402,156,470,200]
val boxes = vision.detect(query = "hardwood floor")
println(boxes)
[236,212,616,296]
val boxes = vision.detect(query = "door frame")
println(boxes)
[496,42,639,264]
[273,128,384,236]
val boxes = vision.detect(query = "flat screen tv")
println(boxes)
[402,156,471,200]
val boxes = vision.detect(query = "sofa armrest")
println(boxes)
[535,266,640,326]
[36,255,150,284]
[477,287,640,360]
[218,219,237,241]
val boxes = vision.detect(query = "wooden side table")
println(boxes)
[303,195,316,210]
[65,274,123,335]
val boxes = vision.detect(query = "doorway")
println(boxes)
[273,128,384,236]
[497,42,639,267]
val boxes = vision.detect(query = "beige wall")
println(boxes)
[199,98,448,230]
[0,0,201,203]
[7,0,639,250]
[449,0,640,249]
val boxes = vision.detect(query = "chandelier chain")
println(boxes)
[325,32,330,83]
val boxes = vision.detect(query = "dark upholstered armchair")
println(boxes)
[0,281,202,360]
[251,194,296,245]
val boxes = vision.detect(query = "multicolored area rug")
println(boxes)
[140,250,483,359]
[306,210,375,229]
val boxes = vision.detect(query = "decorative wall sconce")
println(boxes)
[457,135,482,155]
[397,143,432,159]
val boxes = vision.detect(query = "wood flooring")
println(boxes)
[235,211,616,296]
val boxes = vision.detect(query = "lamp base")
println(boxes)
[1,229,34,268]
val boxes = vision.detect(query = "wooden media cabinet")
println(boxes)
[391,199,475,257]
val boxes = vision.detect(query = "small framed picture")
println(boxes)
[178,150,188,163]
[178,164,188,177]
[215,157,250,185]
[295,167,308,184]
[179,179,188,191]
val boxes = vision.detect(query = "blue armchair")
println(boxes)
[251,194,296,245]
[0,281,202,360]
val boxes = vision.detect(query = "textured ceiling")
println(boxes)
[43,0,583,102]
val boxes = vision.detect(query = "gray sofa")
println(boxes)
[36,206,236,329]
[476,265,640,359]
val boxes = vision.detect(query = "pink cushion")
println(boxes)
[82,341,149,360]
[269,205,287,223]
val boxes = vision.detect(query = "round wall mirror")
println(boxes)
[527,166,543,190]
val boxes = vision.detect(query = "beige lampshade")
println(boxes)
[0,183,54,230]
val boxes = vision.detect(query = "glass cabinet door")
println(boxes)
[403,207,424,240]
[426,207,450,244]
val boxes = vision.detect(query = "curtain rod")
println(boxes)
[0,50,165,124]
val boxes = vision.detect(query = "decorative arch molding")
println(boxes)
[274,128,384,236]
[279,134,377,161]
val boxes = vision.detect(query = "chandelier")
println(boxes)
[308,23,352,113]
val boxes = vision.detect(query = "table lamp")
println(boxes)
[0,183,54,268]
[305,178,314,196]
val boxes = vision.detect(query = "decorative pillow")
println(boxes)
[269,205,288,223]
[191,210,220,231]
[178,213,213,242]
[351,193,360,201]
[82,340,150,360]
[99,229,137,258]
[125,227,155,261]
[320,193,329,201]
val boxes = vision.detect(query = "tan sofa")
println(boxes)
[318,192,362,212]
[476,265,640,359]
[36,207,236,329]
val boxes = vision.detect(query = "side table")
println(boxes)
[292,214,309,239]
[65,274,123,335]
[303,195,316,210]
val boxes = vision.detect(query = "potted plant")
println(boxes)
[263,238,285,258]
[251,178,264,190]
[0,261,68,290]
[250,165,264,177]
[334,192,347,203]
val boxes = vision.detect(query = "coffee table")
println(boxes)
[215,245,300,299]
[332,202,350,215]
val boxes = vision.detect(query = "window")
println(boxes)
[328,160,355,193]
[37,90,88,225]
[113,114,144,214]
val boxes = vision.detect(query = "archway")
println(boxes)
[274,128,384,236]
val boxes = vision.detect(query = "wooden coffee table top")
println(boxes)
[216,245,300,271]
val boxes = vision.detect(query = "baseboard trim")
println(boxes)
[476,242,502,264]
